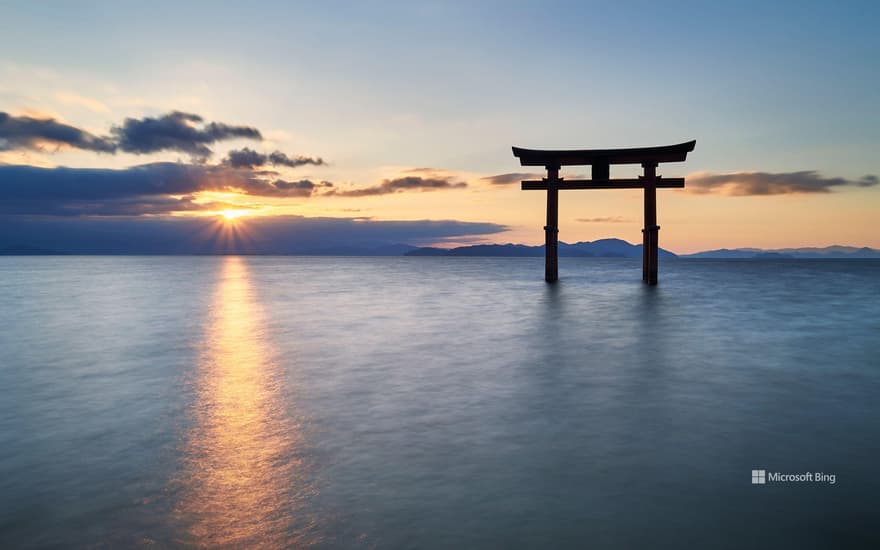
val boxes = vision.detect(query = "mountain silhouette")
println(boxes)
[683,246,880,259]
[406,239,676,258]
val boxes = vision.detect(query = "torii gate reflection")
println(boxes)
[513,140,696,284]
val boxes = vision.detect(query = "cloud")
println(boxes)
[576,216,629,223]
[111,111,261,159]
[1,110,276,161]
[0,111,116,153]
[855,174,879,187]
[686,171,879,195]
[0,110,325,181]
[55,91,111,113]
[264,178,334,197]
[0,215,509,254]
[94,196,256,217]
[0,162,460,215]
[481,172,543,185]
[0,163,335,216]
[328,176,467,197]
[403,167,447,174]
[225,147,324,169]
[4,194,255,217]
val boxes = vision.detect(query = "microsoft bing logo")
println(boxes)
[751,469,766,485]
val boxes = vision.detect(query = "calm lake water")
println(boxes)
[1,256,878,549]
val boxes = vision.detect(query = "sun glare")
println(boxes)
[221,209,248,220]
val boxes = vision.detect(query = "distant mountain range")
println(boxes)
[2,240,878,258]
[681,246,880,259]
[406,238,676,258]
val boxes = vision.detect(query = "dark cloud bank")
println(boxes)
[0,216,507,254]
[0,163,468,216]
[0,160,496,251]
[0,163,335,216]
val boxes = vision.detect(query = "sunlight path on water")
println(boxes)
[174,257,315,548]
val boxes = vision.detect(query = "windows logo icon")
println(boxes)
[752,469,766,485]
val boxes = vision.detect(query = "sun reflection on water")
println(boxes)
[176,257,314,548]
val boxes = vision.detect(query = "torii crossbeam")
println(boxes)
[512,140,696,284]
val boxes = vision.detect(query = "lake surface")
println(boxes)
[1,256,878,549]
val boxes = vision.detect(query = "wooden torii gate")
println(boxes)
[512,140,696,284]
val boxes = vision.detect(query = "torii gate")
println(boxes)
[512,140,696,284]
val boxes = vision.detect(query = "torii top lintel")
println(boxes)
[512,140,696,167]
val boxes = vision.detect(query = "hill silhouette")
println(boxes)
[406,238,676,258]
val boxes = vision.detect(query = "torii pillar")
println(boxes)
[544,164,560,282]
[513,140,696,284]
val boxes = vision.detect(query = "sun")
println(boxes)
[220,209,248,221]
[199,208,259,253]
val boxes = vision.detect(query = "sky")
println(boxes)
[1,0,878,253]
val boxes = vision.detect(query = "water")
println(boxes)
[1,256,878,549]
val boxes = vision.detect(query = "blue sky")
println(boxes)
[1,1,878,251]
